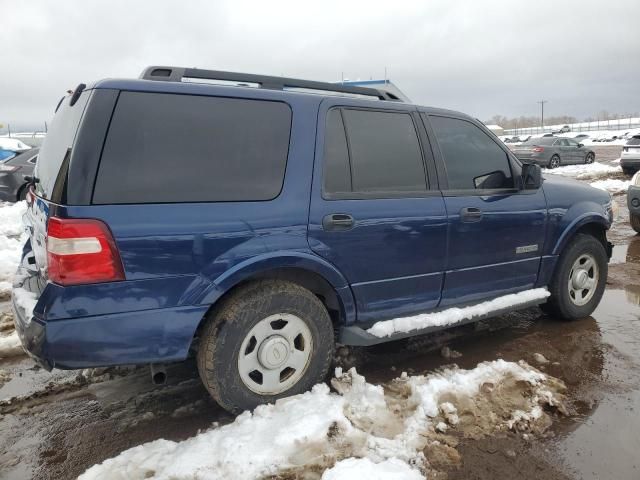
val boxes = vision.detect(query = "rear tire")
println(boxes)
[544,234,607,320]
[548,155,561,169]
[623,167,636,176]
[631,214,640,234]
[197,280,335,413]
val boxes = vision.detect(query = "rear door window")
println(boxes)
[323,108,427,197]
[93,92,292,204]
[429,115,514,190]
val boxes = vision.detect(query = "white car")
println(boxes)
[0,138,32,152]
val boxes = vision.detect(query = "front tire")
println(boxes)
[631,213,640,234]
[544,234,607,320]
[197,280,335,413]
[548,155,561,169]
[585,153,595,164]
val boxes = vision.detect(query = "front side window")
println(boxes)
[429,116,514,190]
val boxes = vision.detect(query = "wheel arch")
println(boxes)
[552,214,610,257]
[190,252,357,350]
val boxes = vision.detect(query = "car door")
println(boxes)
[555,138,574,164]
[422,113,548,307]
[565,138,584,163]
[308,100,448,324]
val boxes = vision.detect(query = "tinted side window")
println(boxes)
[323,109,351,194]
[429,116,514,190]
[94,92,291,204]
[341,109,426,193]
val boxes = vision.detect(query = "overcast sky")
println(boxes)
[2,0,639,131]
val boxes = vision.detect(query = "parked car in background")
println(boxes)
[574,134,590,140]
[512,136,596,168]
[553,125,571,134]
[0,137,32,152]
[13,67,613,413]
[0,147,38,201]
[628,171,640,233]
[0,149,18,162]
[621,135,640,175]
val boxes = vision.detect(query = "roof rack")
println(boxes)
[139,66,401,101]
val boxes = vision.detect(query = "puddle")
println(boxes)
[551,290,640,480]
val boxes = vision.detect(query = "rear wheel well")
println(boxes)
[191,268,345,353]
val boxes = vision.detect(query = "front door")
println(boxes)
[308,101,448,324]
[423,113,548,307]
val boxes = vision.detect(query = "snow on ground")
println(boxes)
[0,331,23,358]
[78,360,565,480]
[0,201,26,298]
[590,178,631,194]
[323,457,423,480]
[547,161,620,180]
[367,288,550,338]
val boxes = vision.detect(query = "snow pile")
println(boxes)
[0,331,23,358]
[79,360,566,480]
[590,178,631,194]
[0,201,27,298]
[548,162,620,180]
[322,458,423,480]
[367,288,550,338]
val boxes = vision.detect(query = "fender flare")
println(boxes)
[196,251,357,324]
[552,212,610,256]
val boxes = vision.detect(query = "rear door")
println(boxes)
[423,113,547,306]
[308,100,447,324]
[565,138,584,163]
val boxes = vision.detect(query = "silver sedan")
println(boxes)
[511,137,596,169]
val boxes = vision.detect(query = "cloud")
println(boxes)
[2,0,639,130]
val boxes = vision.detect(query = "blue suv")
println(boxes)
[13,66,613,412]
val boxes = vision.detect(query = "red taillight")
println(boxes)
[532,147,545,153]
[46,217,125,286]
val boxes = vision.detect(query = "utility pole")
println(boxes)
[537,100,547,133]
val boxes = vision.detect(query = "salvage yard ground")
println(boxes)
[0,145,639,479]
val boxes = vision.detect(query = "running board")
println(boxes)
[338,297,548,347]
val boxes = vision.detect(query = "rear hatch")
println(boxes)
[21,90,91,287]
[623,136,640,157]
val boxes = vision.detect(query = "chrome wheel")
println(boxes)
[238,313,313,395]
[549,156,560,169]
[567,253,598,306]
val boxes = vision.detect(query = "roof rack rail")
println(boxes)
[139,66,401,101]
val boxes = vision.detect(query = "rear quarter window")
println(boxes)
[93,92,292,204]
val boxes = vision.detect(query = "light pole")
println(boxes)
[537,100,547,133]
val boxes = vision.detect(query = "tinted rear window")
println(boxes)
[628,136,640,146]
[35,92,90,199]
[522,137,555,145]
[93,92,291,204]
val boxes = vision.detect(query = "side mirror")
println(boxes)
[578,143,584,147]
[521,163,542,190]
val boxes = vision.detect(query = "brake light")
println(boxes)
[532,147,545,153]
[46,217,125,286]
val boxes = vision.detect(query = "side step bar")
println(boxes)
[338,297,547,347]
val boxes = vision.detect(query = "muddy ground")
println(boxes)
[1,145,639,479]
